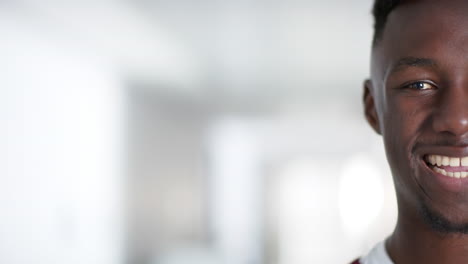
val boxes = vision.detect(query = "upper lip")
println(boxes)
[416,145,468,159]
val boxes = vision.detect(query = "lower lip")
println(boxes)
[424,162,468,192]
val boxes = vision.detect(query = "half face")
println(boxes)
[367,0,468,227]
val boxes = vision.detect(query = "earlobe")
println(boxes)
[363,80,381,135]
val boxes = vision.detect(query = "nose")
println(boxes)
[432,86,468,137]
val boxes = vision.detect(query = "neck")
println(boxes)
[388,213,468,264]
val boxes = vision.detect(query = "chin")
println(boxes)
[419,201,468,234]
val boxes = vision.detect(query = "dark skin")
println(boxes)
[365,0,468,263]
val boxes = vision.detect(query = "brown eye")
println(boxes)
[405,81,436,90]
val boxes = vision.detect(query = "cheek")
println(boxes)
[383,114,412,171]
[385,94,435,146]
[382,99,427,183]
[383,103,418,152]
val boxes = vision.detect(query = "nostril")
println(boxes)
[432,111,468,136]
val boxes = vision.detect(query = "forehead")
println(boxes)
[374,0,468,76]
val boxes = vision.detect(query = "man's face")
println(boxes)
[367,0,468,229]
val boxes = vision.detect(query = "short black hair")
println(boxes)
[372,0,402,45]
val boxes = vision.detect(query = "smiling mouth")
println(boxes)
[425,155,468,178]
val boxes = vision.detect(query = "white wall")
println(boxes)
[1,14,124,264]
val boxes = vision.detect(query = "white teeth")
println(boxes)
[442,156,450,166]
[427,155,468,178]
[450,157,461,167]
[426,155,468,167]
[462,157,468,166]
[433,167,468,178]
[435,167,447,176]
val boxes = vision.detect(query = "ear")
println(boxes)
[363,80,381,135]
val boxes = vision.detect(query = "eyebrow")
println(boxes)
[390,57,438,74]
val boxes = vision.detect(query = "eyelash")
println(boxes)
[402,81,437,90]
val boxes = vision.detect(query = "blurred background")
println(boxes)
[2,0,398,263]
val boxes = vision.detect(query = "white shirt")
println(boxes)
[360,240,394,264]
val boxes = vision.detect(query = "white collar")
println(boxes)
[360,240,394,264]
